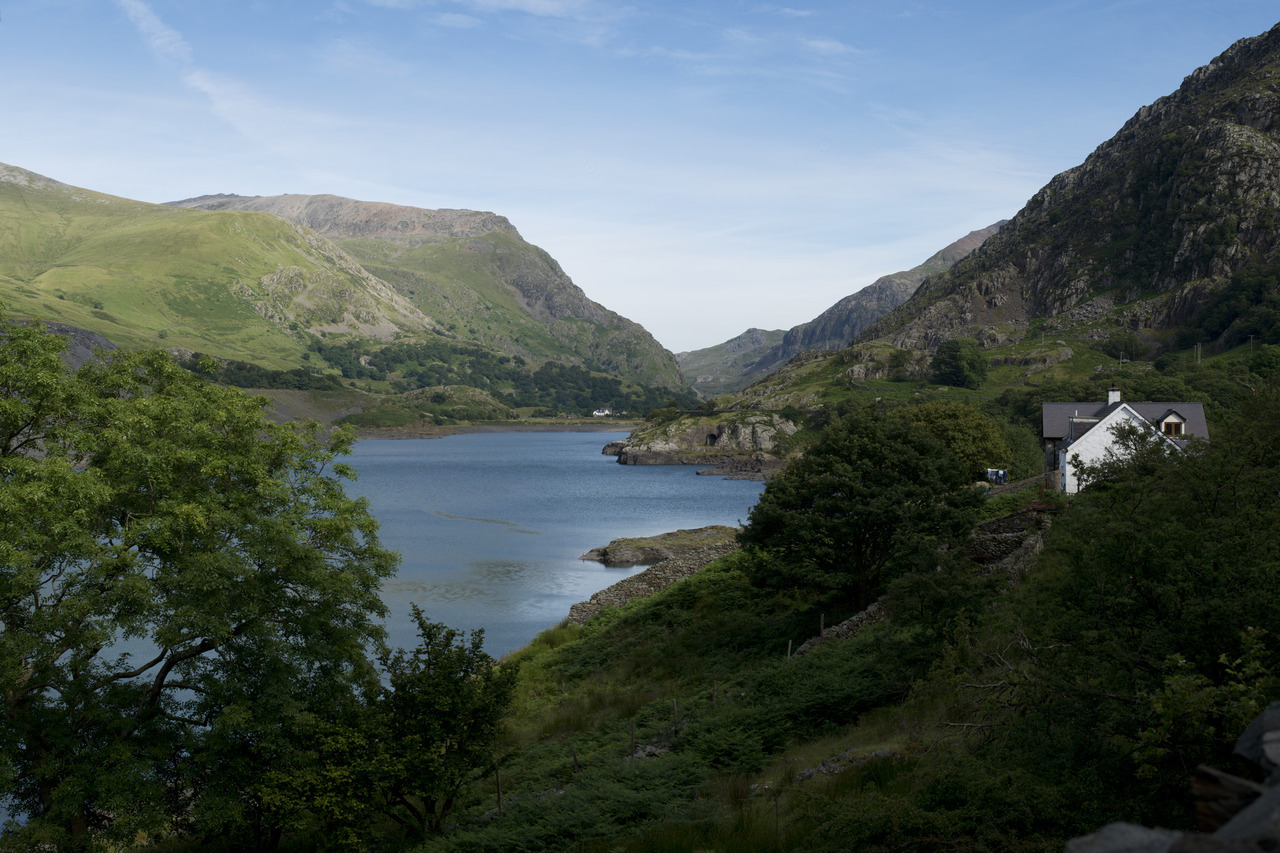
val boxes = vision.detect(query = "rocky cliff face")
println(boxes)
[168,193,687,390]
[866,22,1280,351]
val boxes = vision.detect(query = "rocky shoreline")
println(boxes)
[567,542,739,625]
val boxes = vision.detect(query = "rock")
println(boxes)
[1235,701,1280,781]
[1193,765,1267,832]
[601,440,626,456]
[614,413,798,467]
[792,603,885,657]
[578,526,739,566]
[1064,822,1181,853]
[567,542,738,625]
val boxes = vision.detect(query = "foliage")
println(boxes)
[930,338,988,389]
[739,408,983,608]
[886,399,1011,477]
[0,316,399,849]
[311,337,695,416]
[953,391,1280,828]
[252,608,518,849]
[374,606,518,837]
[180,354,345,391]
[1187,261,1280,347]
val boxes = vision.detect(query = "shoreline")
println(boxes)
[354,421,642,440]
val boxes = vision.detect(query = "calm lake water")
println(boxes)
[345,431,766,658]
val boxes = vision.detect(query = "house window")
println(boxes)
[1163,421,1183,436]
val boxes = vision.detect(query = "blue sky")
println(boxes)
[1,2,1277,352]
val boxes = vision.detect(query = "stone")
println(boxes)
[1064,822,1181,853]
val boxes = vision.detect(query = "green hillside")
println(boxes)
[0,165,428,368]
[166,192,689,391]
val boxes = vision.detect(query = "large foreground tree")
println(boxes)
[0,316,398,849]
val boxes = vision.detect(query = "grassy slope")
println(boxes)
[0,176,421,368]
[339,230,687,390]
[340,232,582,360]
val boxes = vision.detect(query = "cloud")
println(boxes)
[114,0,192,65]
[754,5,814,17]
[320,38,416,76]
[800,37,857,55]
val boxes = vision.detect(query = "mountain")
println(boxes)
[674,328,786,398]
[621,21,1280,465]
[675,223,1004,397]
[0,163,430,367]
[166,193,686,390]
[865,21,1280,352]
[0,162,686,402]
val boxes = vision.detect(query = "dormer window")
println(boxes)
[1163,420,1183,436]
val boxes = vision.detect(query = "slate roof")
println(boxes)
[1042,401,1209,441]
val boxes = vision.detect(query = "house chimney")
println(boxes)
[1107,386,1121,405]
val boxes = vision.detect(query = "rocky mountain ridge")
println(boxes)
[865,20,1280,352]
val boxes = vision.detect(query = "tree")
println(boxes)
[0,317,398,849]
[930,338,988,389]
[738,409,983,609]
[887,400,1011,478]
[374,606,517,837]
[255,607,517,848]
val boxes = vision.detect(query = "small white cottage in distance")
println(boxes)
[1042,388,1209,493]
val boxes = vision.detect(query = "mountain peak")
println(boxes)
[167,193,519,242]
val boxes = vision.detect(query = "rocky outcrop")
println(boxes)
[579,526,738,566]
[567,543,739,625]
[613,413,799,467]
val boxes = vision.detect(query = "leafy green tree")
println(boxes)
[0,317,398,849]
[930,338,988,389]
[374,606,518,837]
[255,607,517,848]
[739,409,983,609]
[887,400,1010,478]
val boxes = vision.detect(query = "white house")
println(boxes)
[1041,388,1208,493]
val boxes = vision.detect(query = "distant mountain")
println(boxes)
[676,223,1003,396]
[674,328,786,398]
[166,193,686,390]
[865,21,1280,352]
[0,163,429,366]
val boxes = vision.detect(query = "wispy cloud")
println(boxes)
[114,0,192,64]
[320,38,416,76]
[800,37,858,55]
[754,5,814,17]
[466,0,592,16]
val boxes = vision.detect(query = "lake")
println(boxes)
[345,431,766,658]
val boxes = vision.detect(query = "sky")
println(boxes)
[1,2,1278,353]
